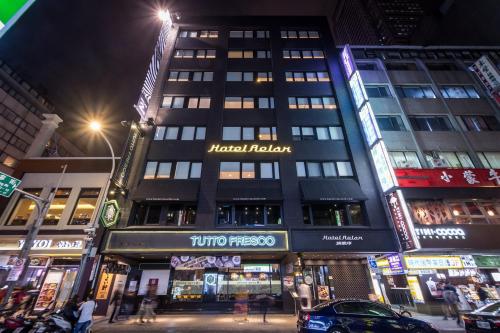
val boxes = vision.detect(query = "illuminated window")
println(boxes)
[292,126,343,141]
[43,188,72,225]
[217,204,281,226]
[174,162,191,179]
[440,85,480,99]
[242,163,255,178]
[165,127,179,140]
[228,50,243,58]
[6,188,42,226]
[424,151,474,168]
[144,161,158,179]
[157,162,172,179]
[219,162,279,179]
[296,161,353,177]
[478,152,500,168]
[389,151,421,168]
[281,30,320,39]
[69,188,101,225]
[220,162,240,179]
[302,203,363,226]
[224,97,242,108]
[243,97,254,109]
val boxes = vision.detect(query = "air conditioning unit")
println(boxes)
[432,158,448,167]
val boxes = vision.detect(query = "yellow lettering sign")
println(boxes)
[208,144,291,153]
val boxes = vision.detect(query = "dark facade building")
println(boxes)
[95,16,400,313]
[342,45,500,313]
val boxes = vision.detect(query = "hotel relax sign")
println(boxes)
[208,144,291,153]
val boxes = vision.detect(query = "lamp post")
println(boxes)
[71,121,115,297]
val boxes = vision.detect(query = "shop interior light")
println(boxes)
[452,209,460,216]
[487,210,495,216]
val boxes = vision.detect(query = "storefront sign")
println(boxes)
[413,224,500,250]
[7,256,49,267]
[386,191,420,252]
[96,272,114,300]
[171,256,241,269]
[134,10,172,119]
[473,255,500,268]
[0,171,21,197]
[415,227,466,240]
[100,200,120,228]
[448,269,477,277]
[113,123,142,189]
[387,254,405,274]
[105,230,288,252]
[291,229,397,252]
[17,239,83,250]
[395,168,500,187]
[405,256,463,269]
[34,270,63,311]
[6,258,26,281]
[407,276,424,304]
[207,144,291,153]
[470,55,500,106]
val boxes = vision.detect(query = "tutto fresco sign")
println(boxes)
[208,144,291,153]
[104,230,288,253]
[395,168,500,187]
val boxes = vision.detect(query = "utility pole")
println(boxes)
[1,164,67,306]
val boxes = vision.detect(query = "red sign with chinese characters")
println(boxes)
[395,168,500,188]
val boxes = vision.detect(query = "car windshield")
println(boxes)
[479,302,500,313]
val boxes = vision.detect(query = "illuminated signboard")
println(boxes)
[414,227,466,240]
[394,168,500,187]
[0,0,35,38]
[386,190,420,251]
[359,104,382,149]
[113,122,143,189]
[405,256,463,269]
[349,71,368,108]
[208,144,291,153]
[371,142,398,192]
[134,10,173,119]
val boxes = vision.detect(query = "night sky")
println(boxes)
[0,0,498,155]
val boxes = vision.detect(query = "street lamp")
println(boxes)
[157,9,169,22]
[71,121,116,297]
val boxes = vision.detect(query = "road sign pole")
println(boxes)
[1,165,67,306]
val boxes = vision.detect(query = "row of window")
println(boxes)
[285,71,330,82]
[352,48,495,61]
[6,188,100,226]
[220,161,280,179]
[377,115,500,132]
[130,202,363,227]
[144,161,202,180]
[288,96,336,109]
[161,96,211,109]
[0,127,30,152]
[166,70,330,83]
[389,151,500,169]
[292,126,344,141]
[177,29,321,40]
[0,104,39,137]
[174,49,216,59]
[224,96,275,109]
[228,50,272,59]
[296,161,354,178]
[229,30,270,38]
[168,71,213,82]
[154,126,206,141]
[178,30,219,38]
[226,71,273,82]
[222,127,277,141]
[280,30,320,39]
[366,84,480,99]
[282,50,324,59]
[174,49,326,60]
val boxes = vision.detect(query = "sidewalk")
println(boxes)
[92,313,466,333]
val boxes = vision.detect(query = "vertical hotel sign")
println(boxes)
[134,10,173,120]
[0,0,36,38]
[112,123,142,189]
[341,45,420,251]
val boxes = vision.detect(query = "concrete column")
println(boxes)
[25,113,63,158]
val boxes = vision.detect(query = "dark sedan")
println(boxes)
[463,301,500,332]
[297,299,438,333]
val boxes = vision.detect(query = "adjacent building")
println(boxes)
[342,45,500,313]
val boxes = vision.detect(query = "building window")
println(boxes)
[409,116,453,131]
[356,62,378,71]
[6,188,42,226]
[224,97,274,109]
[173,49,215,58]
[229,30,270,38]
[228,50,271,59]
[217,204,282,226]
[365,85,391,98]
[168,71,213,82]
[296,161,353,178]
[222,127,277,141]
[460,116,500,131]
[280,30,320,39]
[179,30,218,38]
[440,85,480,99]
[478,152,500,168]
[292,126,343,140]
[409,200,500,225]
[130,203,196,226]
[69,188,101,225]
[376,116,406,131]
[424,151,475,168]
[219,162,280,180]
[285,71,330,82]
[283,50,324,59]
[143,161,202,179]
[43,188,72,225]
[154,126,206,140]
[288,96,336,109]
[226,71,272,82]
[302,203,364,226]
[385,62,419,71]
[162,96,211,109]
[389,151,421,168]
[395,86,436,98]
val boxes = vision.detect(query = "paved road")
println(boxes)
[92,314,466,333]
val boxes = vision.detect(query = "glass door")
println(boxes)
[202,270,218,302]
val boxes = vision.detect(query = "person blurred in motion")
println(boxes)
[63,295,79,327]
[442,281,461,326]
[108,290,123,323]
[73,295,96,333]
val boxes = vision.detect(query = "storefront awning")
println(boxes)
[300,179,367,202]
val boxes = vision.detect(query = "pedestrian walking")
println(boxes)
[63,295,79,327]
[256,293,274,323]
[108,290,122,323]
[442,281,461,326]
[73,295,96,333]
[138,287,156,323]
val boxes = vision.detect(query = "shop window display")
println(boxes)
[409,200,500,225]
[43,188,72,225]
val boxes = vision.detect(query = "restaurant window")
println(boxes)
[409,200,500,225]
[6,188,42,226]
[69,188,101,225]
[478,152,500,168]
[376,116,406,131]
[217,204,282,226]
[219,162,280,180]
[460,116,500,131]
[302,203,364,226]
[43,188,72,225]
[130,203,196,226]
[389,151,421,168]
[424,151,474,168]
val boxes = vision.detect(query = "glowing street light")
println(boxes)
[89,120,102,132]
[158,9,169,22]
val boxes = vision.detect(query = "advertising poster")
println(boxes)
[138,270,169,295]
[407,276,424,304]
[317,285,330,301]
[34,270,64,310]
[6,258,26,281]
[96,272,114,300]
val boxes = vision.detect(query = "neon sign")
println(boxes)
[190,235,276,248]
[208,144,291,153]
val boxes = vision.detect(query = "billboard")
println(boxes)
[0,0,36,38]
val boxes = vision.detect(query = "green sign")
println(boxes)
[473,255,500,268]
[100,200,120,228]
[0,171,21,197]
[0,0,35,36]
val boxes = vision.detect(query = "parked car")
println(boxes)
[463,301,500,332]
[297,299,438,333]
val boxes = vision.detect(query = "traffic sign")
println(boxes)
[100,200,120,228]
[0,171,21,197]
